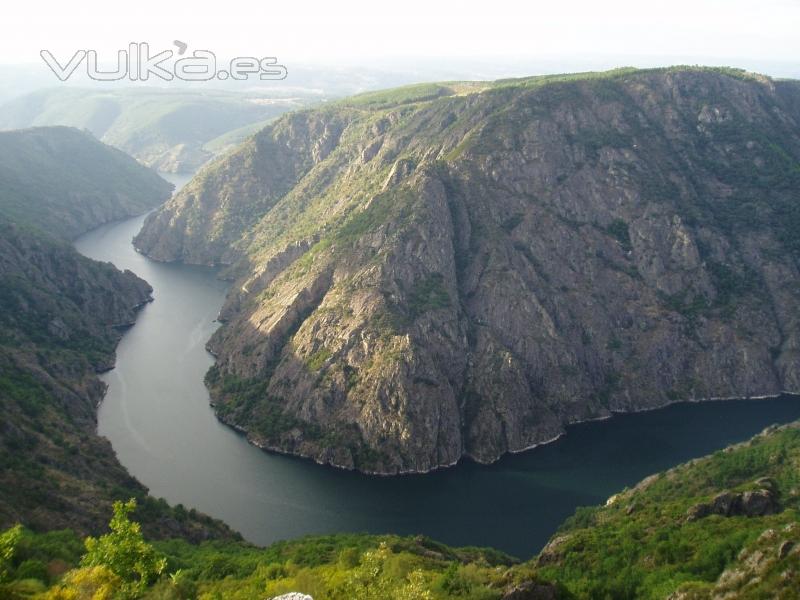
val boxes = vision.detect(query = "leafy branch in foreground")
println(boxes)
[42,499,167,599]
[81,499,167,598]
[0,524,23,582]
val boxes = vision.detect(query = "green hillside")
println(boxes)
[0,127,233,543]
[0,126,171,240]
[2,422,799,599]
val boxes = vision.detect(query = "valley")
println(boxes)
[75,195,800,558]
[1,64,800,600]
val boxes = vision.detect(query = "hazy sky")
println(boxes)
[3,0,799,72]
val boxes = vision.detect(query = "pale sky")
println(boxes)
[3,0,799,72]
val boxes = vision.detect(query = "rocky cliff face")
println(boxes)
[136,67,800,474]
[133,110,354,265]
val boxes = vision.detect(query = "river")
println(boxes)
[74,174,800,558]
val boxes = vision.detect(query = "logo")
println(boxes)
[40,41,288,82]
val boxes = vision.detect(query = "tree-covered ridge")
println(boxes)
[0,222,231,541]
[0,128,233,541]
[0,126,172,240]
[328,67,764,110]
[2,421,800,599]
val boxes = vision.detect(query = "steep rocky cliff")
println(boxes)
[135,67,800,474]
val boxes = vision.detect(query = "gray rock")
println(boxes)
[502,581,559,599]
[687,487,779,521]
[47,318,70,340]
[779,540,795,559]
[740,489,779,516]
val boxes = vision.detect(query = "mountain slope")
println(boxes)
[135,67,800,474]
[0,128,232,540]
[0,126,172,239]
[0,224,232,541]
[1,222,148,530]
[536,421,800,599]
[0,88,314,173]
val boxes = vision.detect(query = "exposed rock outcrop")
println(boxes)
[686,483,780,521]
[502,581,560,600]
[668,523,800,599]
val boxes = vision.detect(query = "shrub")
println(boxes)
[0,524,22,582]
[81,499,167,598]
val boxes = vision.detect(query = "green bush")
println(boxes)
[81,499,167,598]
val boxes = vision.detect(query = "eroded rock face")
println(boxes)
[136,68,800,473]
[502,581,560,600]
[133,112,352,266]
[687,484,780,521]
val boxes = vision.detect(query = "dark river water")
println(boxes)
[74,175,800,558]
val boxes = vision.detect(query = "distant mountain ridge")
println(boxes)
[135,66,800,474]
[0,88,316,173]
